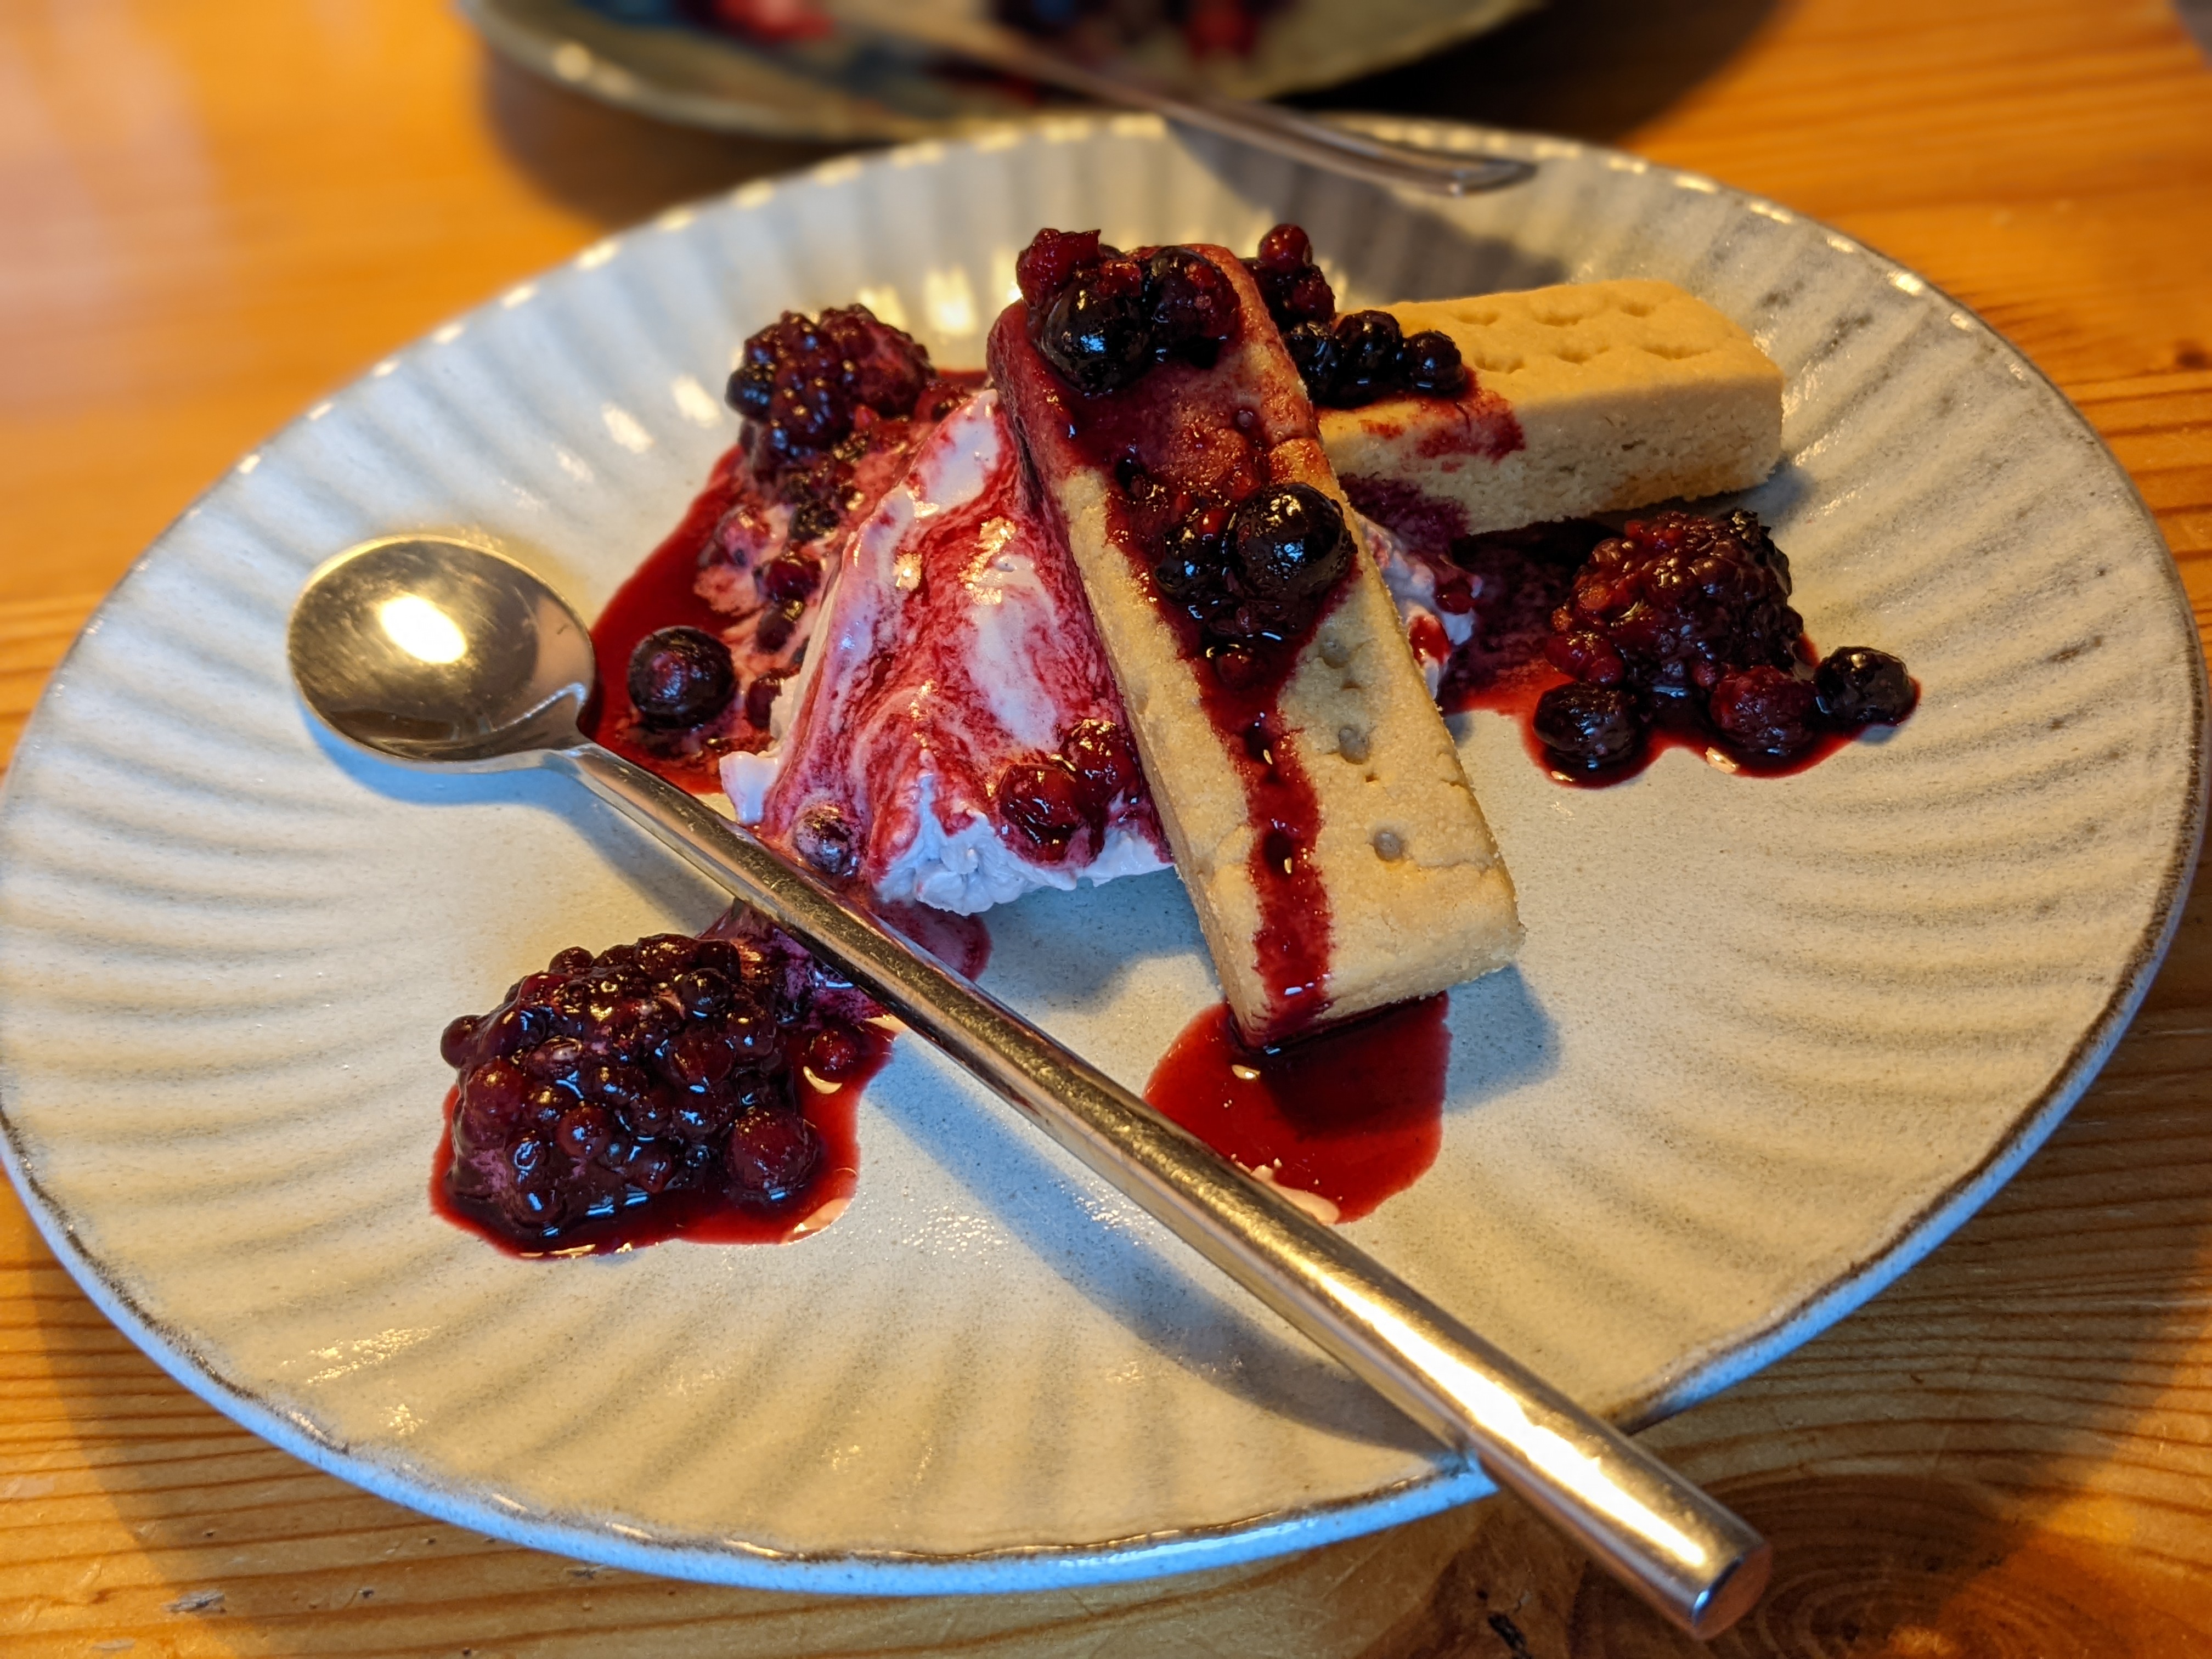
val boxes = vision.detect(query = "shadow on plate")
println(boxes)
[480,54,840,228]
[1172,129,1569,300]
[863,1031,1442,1454]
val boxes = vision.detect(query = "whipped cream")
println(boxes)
[730,391,1168,913]
[1363,511,1477,698]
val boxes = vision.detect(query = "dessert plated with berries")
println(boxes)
[520,216,1921,1257]
[3,122,2200,1594]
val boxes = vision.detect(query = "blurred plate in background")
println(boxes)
[456,0,1540,140]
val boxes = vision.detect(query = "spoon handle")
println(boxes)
[821,0,1531,198]
[556,738,1769,1639]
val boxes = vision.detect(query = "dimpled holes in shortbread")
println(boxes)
[1320,279,1784,540]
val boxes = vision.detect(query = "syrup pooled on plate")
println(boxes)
[1146,995,1453,1224]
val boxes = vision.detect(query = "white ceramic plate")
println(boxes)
[458,0,1538,140]
[1,117,2202,1591]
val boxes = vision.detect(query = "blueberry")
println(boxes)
[1533,683,1646,770]
[1283,321,1343,404]
[1153,514,1224,596]
[1331,311,1404,401]
[1144,247,1239,365]
[627,626,736,728]
[1814,647,1915,726]
[792,803,860,879]
[727,1108,823,1206]
[1036,269,1155,395]
[1230,482,1350,606]
[1400,329,1467,397]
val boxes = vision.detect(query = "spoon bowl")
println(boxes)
[289,537,594,768]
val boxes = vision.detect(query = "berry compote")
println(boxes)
[1529,510,1914,776]
[1242,223,1472,410]
[1017,229,1243,394]
[435,911,889,1255]
[1377,510,1915,782]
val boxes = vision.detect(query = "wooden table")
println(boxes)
[4,1,2209,1651]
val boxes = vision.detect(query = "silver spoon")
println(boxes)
[820,0,1532,199]
[287,534,1769,1639]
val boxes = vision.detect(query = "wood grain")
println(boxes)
[3,0,2211,1652]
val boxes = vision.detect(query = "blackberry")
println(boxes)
[726,304,933,467]
[1544,510,1802,705]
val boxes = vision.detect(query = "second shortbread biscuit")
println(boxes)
[1319,279,1784,543]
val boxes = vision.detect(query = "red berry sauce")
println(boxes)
[588,456,755,793]
[1369,512,1912,785]
[1145,995,1452,1223]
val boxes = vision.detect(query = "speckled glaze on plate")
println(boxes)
[0,117,2202,1591]
[456,0,1538,140]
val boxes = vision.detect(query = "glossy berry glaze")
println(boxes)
[748,390,1165,910]
[433,913,891,1255]
[990,234,1359,1039]
[1146,995,1452,1223]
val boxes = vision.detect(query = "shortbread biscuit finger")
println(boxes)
[1321,280,1783,544]
[991,242,1520,1042]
